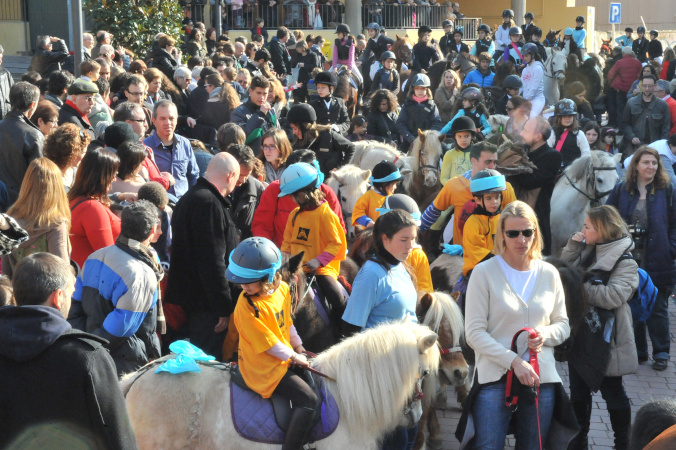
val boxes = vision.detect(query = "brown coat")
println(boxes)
[561,234,639,377]
[433,85,458,124]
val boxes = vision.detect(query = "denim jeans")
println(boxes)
[568,364,630,410]
[472,381,555,449]
[382,424,418,450]
[634,285,672,361]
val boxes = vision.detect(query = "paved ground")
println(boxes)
[435,296,676,449]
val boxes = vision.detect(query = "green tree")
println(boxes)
[85,0,183,57]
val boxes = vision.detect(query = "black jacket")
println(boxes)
[269,37,291,75]
[153,47,181,81]
[310,96,350,134]
[0,305,137,449]
[298,51,322,84]
[508,143,562,254]
[229,176,265,240]
[412,42,440,72]
[0,111,44,204]
[232,100,278,153]
[632,38,649,62]
[396,97,442,143]
[495,93,510,116]
[58,101,96,140]
[648,39,663,60]
[296,129,355,178]
[187,83,210,119]
[361,35,390,64]
[29,39,69,78]
[367,111,400,146]
[166,177,239,316]
[0,68,13,120]
[439,33,455,57]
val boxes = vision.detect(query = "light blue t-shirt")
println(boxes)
[342,260,418,330]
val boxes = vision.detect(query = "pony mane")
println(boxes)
[404,131,443,192]
[563,153,593,181]
[421,292,465,347]
[329,164,370,186]
[350,141,402,167]
[313,322,439,444]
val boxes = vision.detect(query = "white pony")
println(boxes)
[121,322,440,450]
[486,114,509,140]
[549,151,622,257]
[543,47,567,107]
[326,165,371,239]
[350,141,413,187]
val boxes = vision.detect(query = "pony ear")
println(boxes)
[417,293,434,317]
[396,34,402,40]
[417,331,438,354]
[332,173,344,184]
[437,132,446,144]
[613,153,622,165]
[418,129,425,141]
[288,252,305,274]
[362,169,372,181]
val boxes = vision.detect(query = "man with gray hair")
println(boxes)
[0,253,137,448]
[29,35,69,78]
[0,82,43,204]
[655,79,676,136]
[57,79,98,139]
[69,199,163,377]
[83,32,95,61]
[511,116,562,255]
[166,153,240,360]
[0,45,13,120]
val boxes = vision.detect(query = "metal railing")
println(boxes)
[220,4,479,33]
[0,0,25,21]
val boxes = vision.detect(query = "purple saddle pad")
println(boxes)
[230,378,340,444]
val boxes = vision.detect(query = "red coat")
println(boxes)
[608,55,642,93]
[69,197,121,269]
[665,96,676,136]
[141,145,171,190]
[251,181,346,248]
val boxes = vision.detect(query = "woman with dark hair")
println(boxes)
[342,208,421,448]
[205,28,218,55]
[606,146,676,372]
[110,141,148,194]
[286,103,354,178]
[199,73,241,133]
[547,99,591,168]
[502,95,531,143]
[153,35,181,81]
[186,28,206,59]
[366,89,400,147]
[128,59,147,75]
[43,123,90,190]
[68,148,121,268]
[259,128,292,183]
[143,68,169,106]
[30,100,59,136]
[567,80,595,123]
[561,205,638,449]
[582,121,604,150]
[629,64,660,98]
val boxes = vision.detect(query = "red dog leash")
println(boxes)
[505,327,542,450]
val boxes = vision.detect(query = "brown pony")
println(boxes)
[334,65,360,119]
[404,129,444,212]
[392,34,413,103]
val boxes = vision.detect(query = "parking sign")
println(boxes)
[610,3,621,24]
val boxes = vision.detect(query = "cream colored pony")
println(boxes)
[326,165,371,239]
[350,141,414,186]
[121,322,440,450]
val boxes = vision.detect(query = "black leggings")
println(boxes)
[315,275,346,312]
[273,369,320,411]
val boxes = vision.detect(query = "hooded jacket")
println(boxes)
[561,235,639,377]
[0,305,137,449]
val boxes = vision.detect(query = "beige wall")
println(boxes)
[0,21,29,55]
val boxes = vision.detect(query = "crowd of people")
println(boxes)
[2,6,676,450]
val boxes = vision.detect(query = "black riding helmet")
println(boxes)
[509,27,522,36]
[575,15,585,24]
[371,160,403,187]
[524,12,534,20]
[555,99,577,116]
[477,24,491,34]
[521,43,539,57]
[380,194,421,226]
[449,116,476,137]
[503,9,514,18]
[503,75,523,90]
[637,26,646,33]
[287,103,317,124]
[650,30,659,37]
[532,27,543,37]
[461,87,483,103]
[314,71,337,87]
[226,237,282,284]
[418,25,432,36]
[336,24,350,35]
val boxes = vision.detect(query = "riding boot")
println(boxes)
[608,407,631,450]
[570,400,592,449]
[425,229,443,260]
[282,406,317,450]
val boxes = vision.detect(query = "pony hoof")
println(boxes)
[432,398,448,410]
[427,438,443,450]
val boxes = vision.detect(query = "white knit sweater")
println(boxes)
[465,257,570,385]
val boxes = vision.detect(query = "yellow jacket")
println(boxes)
[440,148,473,185]
[462,213,499,275]
[407,246,433,294]
[433,176,516,245]
[352,189,388,227]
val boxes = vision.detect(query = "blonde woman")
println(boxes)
[463,201,571,448]
[3,158,70,278]
[434,69,461,123]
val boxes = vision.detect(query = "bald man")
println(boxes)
[165,152,240,360]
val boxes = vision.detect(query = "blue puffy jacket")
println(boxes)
[462,68,495,88]
[606,181,676,286]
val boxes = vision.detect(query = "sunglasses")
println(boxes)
[505,229,535,238]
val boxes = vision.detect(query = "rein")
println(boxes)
[564,166,616,207]
[415,144,440,177]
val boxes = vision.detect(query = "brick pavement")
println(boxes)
[435,297,676,449]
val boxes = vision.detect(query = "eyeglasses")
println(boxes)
[127,91,143,97]
[204,84,212,88]
[261,145,277,151]
[129,118,146,124]
[505,229,535,238]
[505,106,515,112]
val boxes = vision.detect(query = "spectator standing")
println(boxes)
[232,76,278,154]
[620,75,670,155]
[434,69,461,124]
[259,128,292,183]
[632,27,649,63]
[0,82,43,206]
[0,45,14,120]
[250,17,269,45]
[648,135,676,186]
[165,153,240,360]
[152,35,182,82]
[91,30,112,59]
[293,40,321,104]
[43,123,90,191]
[606,146,676,372]
[67,148,121,269]
[58,79,98,140]
[655,80,676,136]
[109,141,148,195]
[186,28,207,60]
[509,117,562,255]
[30,35,69,78]
[226,144,265,239]
[608,46,643,131]
[144,100,200,198]
[269,27,292,83]
[0,253,137,450]
[30,100,59,136]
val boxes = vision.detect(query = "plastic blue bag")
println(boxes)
[155,355,201,374]
[442,244,464,256]
[169,340,215,361]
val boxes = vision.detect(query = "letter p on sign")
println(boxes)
[610,3,621,24]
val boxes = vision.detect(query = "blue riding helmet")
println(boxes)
[226,237,282,284]
[279,161,324,197]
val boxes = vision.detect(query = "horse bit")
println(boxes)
[418,150,440,177]
[564,166,617,207]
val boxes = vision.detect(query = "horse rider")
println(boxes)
[228,237,320,450]
[440,20,455,58]
[520,43,546,118]
[632,26,649,63]
[309,71,350,135]
[493,9,514,63]
[522,12,536,43]
[469,24,495,62]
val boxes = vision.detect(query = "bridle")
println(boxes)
[336,184,353,226]
[439,345,463,355]
[417,147,440,178]
[543,52,566,80]
[401,365,429,420]
[564,165,617,207]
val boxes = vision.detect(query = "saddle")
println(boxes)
[229,364,340,444]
